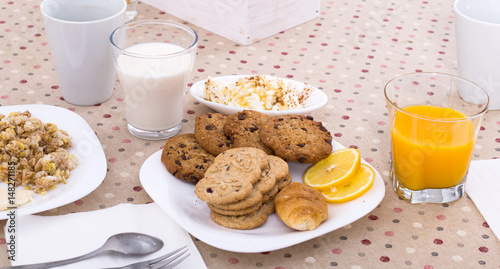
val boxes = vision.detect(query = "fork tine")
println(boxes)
[151,249,189,268]
[147,246,187,264]
[158,253,191,269]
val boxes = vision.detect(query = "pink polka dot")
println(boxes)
[292,61,300,64]
[433,239,443,245]
[354,84,362,88]
[261,252,270,255]
[34,65,41,69]
[365,158,374,163]
[361,239,371,245]
[268,43,275,46]
[483,222,489,228]
[393,207,402,213]
[197,68,205,72]
[108,158,117,163]
[424,265,434,269]
[116,98,124,102]
[378,121,386,125]
[385,231,394,236]
[380,256,390,262]
[369,215,379,220]
[347,99,355,103]
[334,133,343,137]
[75,200,84,206]
[341,115,350,120]
[103,114,111,118]
[332,248,342,254]
[1,95,8,100]
[319,79,327,83]
[273,65,281,69]
[479,246,488,253]
[3,60,10,64]
[228,258,239,264]
[112,126,120,131]
[0,238,5,244]
[122,139,131,143]
[68,108,75,112]
[251,70,259,74]
[133,186,142,192]
[436,214,446,220]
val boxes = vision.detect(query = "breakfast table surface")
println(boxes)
[1,0,500,268]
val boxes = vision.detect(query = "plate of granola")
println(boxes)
[0,104,106,219]
[190,75,328,116]
[140,140,385,253]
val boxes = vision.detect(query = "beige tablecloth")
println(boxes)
[1,0,499,268]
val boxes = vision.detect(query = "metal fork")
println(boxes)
[103,246,190,269]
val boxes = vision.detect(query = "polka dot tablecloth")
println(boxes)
[1,0,500,268]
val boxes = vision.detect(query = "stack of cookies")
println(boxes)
[194,147,292,229]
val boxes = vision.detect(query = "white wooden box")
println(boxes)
[140,0,321,45]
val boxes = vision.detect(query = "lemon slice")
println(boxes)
[321,163,375,203]
[303,148,361,191]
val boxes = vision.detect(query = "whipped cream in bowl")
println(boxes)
[189,75,328,116]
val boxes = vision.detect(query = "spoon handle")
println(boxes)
[4,248,105,269]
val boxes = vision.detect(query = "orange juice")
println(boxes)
[390,105,476,190]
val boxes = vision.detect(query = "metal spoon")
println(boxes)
[6,232,164,269]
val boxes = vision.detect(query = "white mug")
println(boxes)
[454,0,500,110]
[40,0,127,106]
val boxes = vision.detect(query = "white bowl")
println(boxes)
[189,75,328,116]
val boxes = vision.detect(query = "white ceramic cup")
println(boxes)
[454,0,500,110]
[40,0,127,106]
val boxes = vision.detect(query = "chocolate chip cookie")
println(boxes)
[260,115,332,163]
[194,112,233,155]
[224,110,273,155]
[161,133,215,183]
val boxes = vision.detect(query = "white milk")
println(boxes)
[116,43,192,131]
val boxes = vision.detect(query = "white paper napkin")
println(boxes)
[466,159,500,241]
[4,203,207,268]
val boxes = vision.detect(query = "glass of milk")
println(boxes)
[110,20,198,140]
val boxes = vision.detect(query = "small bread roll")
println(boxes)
[274,182,328,231]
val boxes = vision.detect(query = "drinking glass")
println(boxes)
[384,73,489,203]
[110,20,198,140]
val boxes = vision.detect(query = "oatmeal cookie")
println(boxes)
[206,147,269,184]
[161,133,214,183]
[194,112,233,156]
[210,200,275,230]
[260,115,332,163]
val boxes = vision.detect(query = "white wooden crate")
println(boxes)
[140,0,321,45]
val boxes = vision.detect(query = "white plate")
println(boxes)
[0,104,107,219]
[189,75,328,116]
[140,141,385,253]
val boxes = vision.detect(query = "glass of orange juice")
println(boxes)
[385,73,489,203]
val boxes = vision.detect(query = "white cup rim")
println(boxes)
[453,0,500,26]
[40,0,127,24]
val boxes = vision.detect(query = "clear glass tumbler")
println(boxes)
[110,20,198,140]
[384,73,489,203]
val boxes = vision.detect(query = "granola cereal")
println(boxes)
[0,111,78,195]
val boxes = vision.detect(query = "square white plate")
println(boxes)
[140,141,385,253]
[0,104,107,219]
